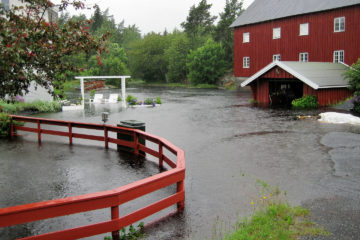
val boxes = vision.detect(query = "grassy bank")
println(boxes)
[126,80,218,89]
[221,180,328,240]
[0,100,61,114]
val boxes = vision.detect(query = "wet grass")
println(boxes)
[221,180,328,240]
[224,204,327,240]
[127,80,218,89]
[0,100,61,114]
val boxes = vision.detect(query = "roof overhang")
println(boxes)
[241,61,350,90]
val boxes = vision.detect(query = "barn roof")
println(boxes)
[230,0,360,28]
[241,61,350,89]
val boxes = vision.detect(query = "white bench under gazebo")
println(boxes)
[62,76,130,111]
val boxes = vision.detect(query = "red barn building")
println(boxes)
[230,0,360,106]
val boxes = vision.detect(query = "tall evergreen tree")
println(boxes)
[90,4,104,33]
[181,0,217,47]
[214,0,243,66]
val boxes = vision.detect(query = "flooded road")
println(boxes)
[1,87,360,239]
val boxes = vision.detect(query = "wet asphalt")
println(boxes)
[1,87,360,240]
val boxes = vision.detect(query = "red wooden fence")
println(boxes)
[0,115,185,240]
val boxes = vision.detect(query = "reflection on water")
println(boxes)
[1,87,360,240]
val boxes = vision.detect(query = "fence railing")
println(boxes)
[0,115,185,240]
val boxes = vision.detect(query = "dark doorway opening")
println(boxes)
[269,79,303,106]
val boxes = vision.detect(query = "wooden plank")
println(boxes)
[72,133,104,141]
[14,126,38,133]
[41,129,69,137]
[108,138,134,148]
[163,156,177,169]
[138,145,159,158]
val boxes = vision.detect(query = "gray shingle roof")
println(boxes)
[230,0,360,28]
[241,61,350,89]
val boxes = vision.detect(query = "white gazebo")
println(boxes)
[62,76,130,111]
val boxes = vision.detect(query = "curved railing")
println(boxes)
[0,115,185,240]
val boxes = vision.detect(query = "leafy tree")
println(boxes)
[122,24,141,50]
[344,58,360,113]
[344,58,360,95]
[214,0,243,66]
[187,39,226,85]
[181,0,217,48]
[165,32,191,83]
[0,0,108,99]
[83,43,130,87]
[128,33,170,82]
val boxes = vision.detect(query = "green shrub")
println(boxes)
[155,96,162,104]
[144,98,153,105]
[90,89,96,98]
[292,95,318,109]
[0,113,23,137]
[0,100,61,113]
[351,95,360,114]
[0,113,12,137]
[126,95,138,105]
[0,101,17,113]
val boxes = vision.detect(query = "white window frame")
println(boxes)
[243,57,250,68]
[273,54,281,61]
[299,52,308,62]
[273,27,281,39]
[299,23,309,36]
[334,17,345,32]
[243,32,250,43]
[333,50,344,63]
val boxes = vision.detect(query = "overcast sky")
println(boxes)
[62,0,255,34]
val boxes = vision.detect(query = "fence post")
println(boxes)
[10,119,14,139]
[104,126,109,149]
[68,123,73,145]
[158,143,163,169]
[37,120,41,144]
[177,180,185,211]
[134,132,139,155]
[111,206,119,240]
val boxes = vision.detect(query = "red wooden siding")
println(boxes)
[254,79,270,106]
[303,84,317,96]
[234,5,360,77]
[316,88,353,106]
[262,67,295,79]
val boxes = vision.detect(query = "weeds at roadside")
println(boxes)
[211,175,329,240]
[103,222,145,240]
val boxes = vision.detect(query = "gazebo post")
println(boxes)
[120,76,130,108]
[80,77,85,106]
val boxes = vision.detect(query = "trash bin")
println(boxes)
[117,120,145,154]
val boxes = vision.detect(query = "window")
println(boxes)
[47,9,58,23]
[273,54,281,61]
[333,50,344,63]
[273,27,281,39]
[299,52,308,62]
[334,17,345,32]
[243,32,250,43]
[243,57,250,68]
[1,0,10,10]
[300,23,309,36]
